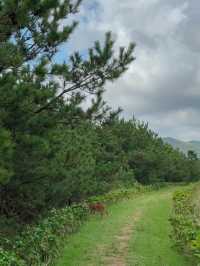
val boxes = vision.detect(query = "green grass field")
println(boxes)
[56,188,195,266]
[127,190,195,266]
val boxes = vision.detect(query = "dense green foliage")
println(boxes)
[0,248,25,266]
[0,0,135,220]
[170,186,200,262]
[0,203,89,265]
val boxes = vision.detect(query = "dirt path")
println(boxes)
[102,211,141,266]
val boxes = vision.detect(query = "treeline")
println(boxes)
[1,110,199,221]
[0,0,200,224]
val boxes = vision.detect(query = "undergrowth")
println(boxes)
[0,184,157,266]
[170,185,200,263]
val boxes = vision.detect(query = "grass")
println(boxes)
[127,190,194,266]
[56,188,194,266]
[56,194,143,266]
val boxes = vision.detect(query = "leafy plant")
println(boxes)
[0,248,25,266]
[170,186,200,262]
[1,204,89,266]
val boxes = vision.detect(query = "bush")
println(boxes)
[0,248,25,266]
[87,185,142,204]
[170,186,200,262]
[87,182,164,204]
[1,204,89,266]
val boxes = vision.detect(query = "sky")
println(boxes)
[57,0,200,141]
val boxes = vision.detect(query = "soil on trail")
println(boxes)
[101,211,141,266]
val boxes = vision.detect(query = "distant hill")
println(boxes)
[163,137,200,157]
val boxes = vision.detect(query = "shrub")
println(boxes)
[0,248,25,266]
[87,182,164,205]
[170,186,200,262]
[87,185,142,204]
[1,204,89,266]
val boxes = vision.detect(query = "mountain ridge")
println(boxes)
[163,137,200,157]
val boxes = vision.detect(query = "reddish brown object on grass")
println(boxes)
[88,203,108,216]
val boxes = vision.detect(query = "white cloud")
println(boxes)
[60,0,200,141]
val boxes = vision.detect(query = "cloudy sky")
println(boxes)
[58,0,200,141]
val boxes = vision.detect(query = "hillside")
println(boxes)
[163,137,200,157]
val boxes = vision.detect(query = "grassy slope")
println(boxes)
[56,188,194,266]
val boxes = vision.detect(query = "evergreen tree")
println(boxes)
[0,0,135,219]
[187,150,200,181]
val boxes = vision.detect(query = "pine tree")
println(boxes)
[0,0,135,219]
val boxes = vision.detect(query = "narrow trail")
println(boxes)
[56,188,195,266]
[101,211,141,266]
